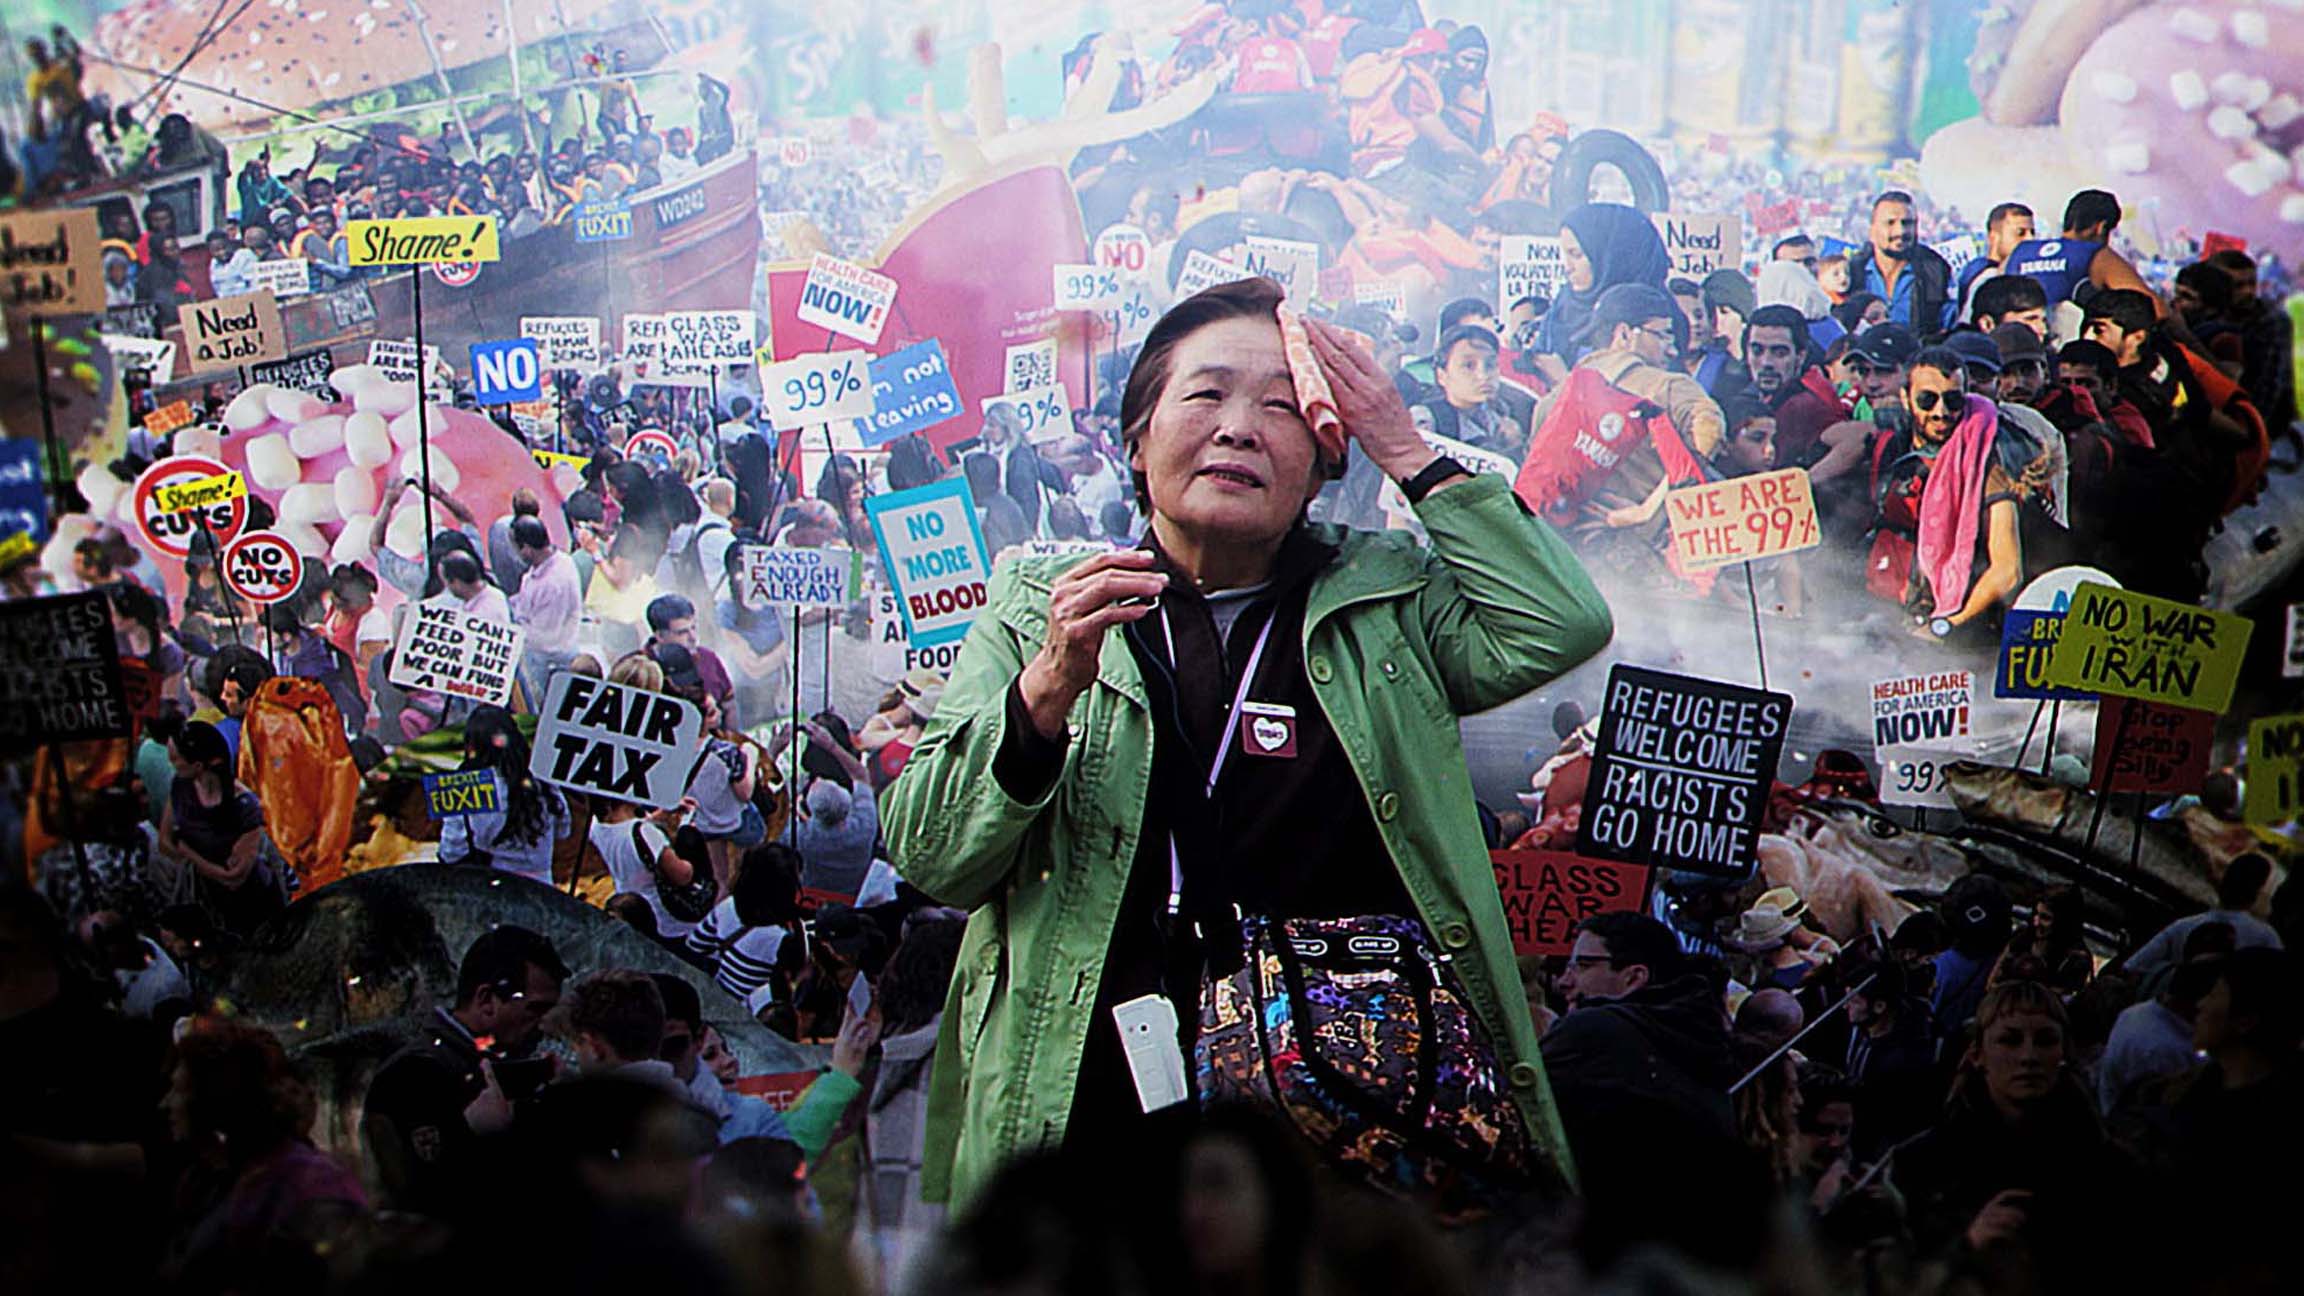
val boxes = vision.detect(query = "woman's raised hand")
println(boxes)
[1017,551,1166,741]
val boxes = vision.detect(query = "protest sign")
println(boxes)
[249,347,336,397]
[737,546,854,610]
[529,673,703,810]
[469,338,544,404]
[531,449,590,473]
[622,313,666,362]
[1092,223,1152,277]
[1377,430,1516,517]
[100,334,176,386]
[344,215,503,266]
[761,350,878,428]
[132,454,248,558]
[1872,670,1974,750]
[664,310,756,371]
[2044,583,2253,714]
[983,387,1070,438]
[1577,665,1791,879]
[1174,249,1241,297]
[1052,263,1124,311]
[1488,850,1652,957]
[2092,698,2213,795]
[1003,338,1059,395]
[522,316,602,368]
[178,291,287,371]
[776,136,815,167]
[0,443,40,545]
[366,334,446,392]
[422,769,501,818]
[852,339,962,446]
[0,208,104,314]
[1652,213,1741,276]
[388,603,524,707]
[152,469,247,517]
[219,530,300,606]
[0,592,129,752]
[572,201,634,243]
[2245,713,2304,826]
[865,479,992,650]
[1240,236,1321,301]
[2285,603,2303,680]
[247,258,310,298]
[796,254,897,346]
[319,282,377,331]
[143,400,197,435]
[101,301,163,338]
[1876,748,1967,810]
[1498,235,1567,307]
[1663,468,1820,571]
[1996,610,2093,701]
[626,429,681,462]
[1354,280,1408,316]
[1937,234,1981,274]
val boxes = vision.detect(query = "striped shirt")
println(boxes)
[683,897,791,1001]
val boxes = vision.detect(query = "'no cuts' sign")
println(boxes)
[529,673,704,809]
[864,479,991,650]
[221,531,300,605]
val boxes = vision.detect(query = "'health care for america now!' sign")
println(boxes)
[1577,665,1791,881]
[864,479,991,650]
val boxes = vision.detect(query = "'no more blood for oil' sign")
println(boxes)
[1577,664,1791,881]
[864,479,991,650]
[530,673,704,810]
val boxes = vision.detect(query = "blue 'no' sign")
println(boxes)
[470,338,543,404]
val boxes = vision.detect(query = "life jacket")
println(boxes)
[2173,344,2269,512]
[1513,365,1709,530]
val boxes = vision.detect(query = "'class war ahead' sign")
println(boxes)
[2044,583,2252,715]
[1577,665,1791,880]
[865,479,991,650]
[530,673,704,810]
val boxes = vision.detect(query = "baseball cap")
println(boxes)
[1581,282,1679,346]
[1990,322,2048,366]
[649,641,706,693]
[1942,330,2002,376]
[1850,323,1918,369]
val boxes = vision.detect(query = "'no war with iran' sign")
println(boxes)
[864,479,991,650]
[530,673,704,810]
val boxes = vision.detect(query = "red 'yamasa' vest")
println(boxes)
[1512,365,1709,529]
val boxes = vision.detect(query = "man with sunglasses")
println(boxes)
[363,926,568,1214]
[1865,349,2026,641]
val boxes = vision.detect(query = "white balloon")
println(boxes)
[333,465,379,518]
[266,387,327,425]
[344,411,392,468]
[399,444,458,493]
[356,380,418,417]
[224,384,280,432]
[246,434,300,491]
[289,414,348,458]
[331,514,376,565]
[280,482,342,526]
[77,464,126,517]
[278,520,328,557]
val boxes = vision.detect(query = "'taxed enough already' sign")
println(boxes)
[2044,583,2253,714]
[865,479,992,650]
[1489,849,1652,957]
[344,215,503,266]
[388,603,524,708]
[530,673,703,809]
[1664,468,1820,571]
[1577,664,1792,880]
[738,545,854,611]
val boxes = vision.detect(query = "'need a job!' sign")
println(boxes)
[864,479,990,650]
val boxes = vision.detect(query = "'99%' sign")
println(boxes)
[865,480,991,649]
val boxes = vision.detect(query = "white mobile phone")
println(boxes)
[1112,994,1189,1114]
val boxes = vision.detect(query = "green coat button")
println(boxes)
[1439,920,1471,948]
[1376,791,1400,821]
[1309,655,1333,683]
[1508,1061,1541,1088]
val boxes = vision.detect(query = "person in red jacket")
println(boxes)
[1742,304,1847,469]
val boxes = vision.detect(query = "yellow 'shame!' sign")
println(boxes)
[343,216,503,267]
[152,470,248,515]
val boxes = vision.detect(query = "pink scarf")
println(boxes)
[1914,394,1998,618]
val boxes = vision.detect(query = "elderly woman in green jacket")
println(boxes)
[883,278,1613,1211]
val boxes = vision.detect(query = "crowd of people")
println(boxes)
[8,5,2304,1296]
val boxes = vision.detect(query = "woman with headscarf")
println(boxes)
[1531,203,1674,379]
[1437,27,1495,155]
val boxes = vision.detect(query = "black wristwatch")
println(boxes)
[1397,455,1467,505]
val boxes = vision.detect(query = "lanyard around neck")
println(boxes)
[1159,599,1279,915]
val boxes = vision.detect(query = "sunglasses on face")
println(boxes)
[1910,388,1965,412]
